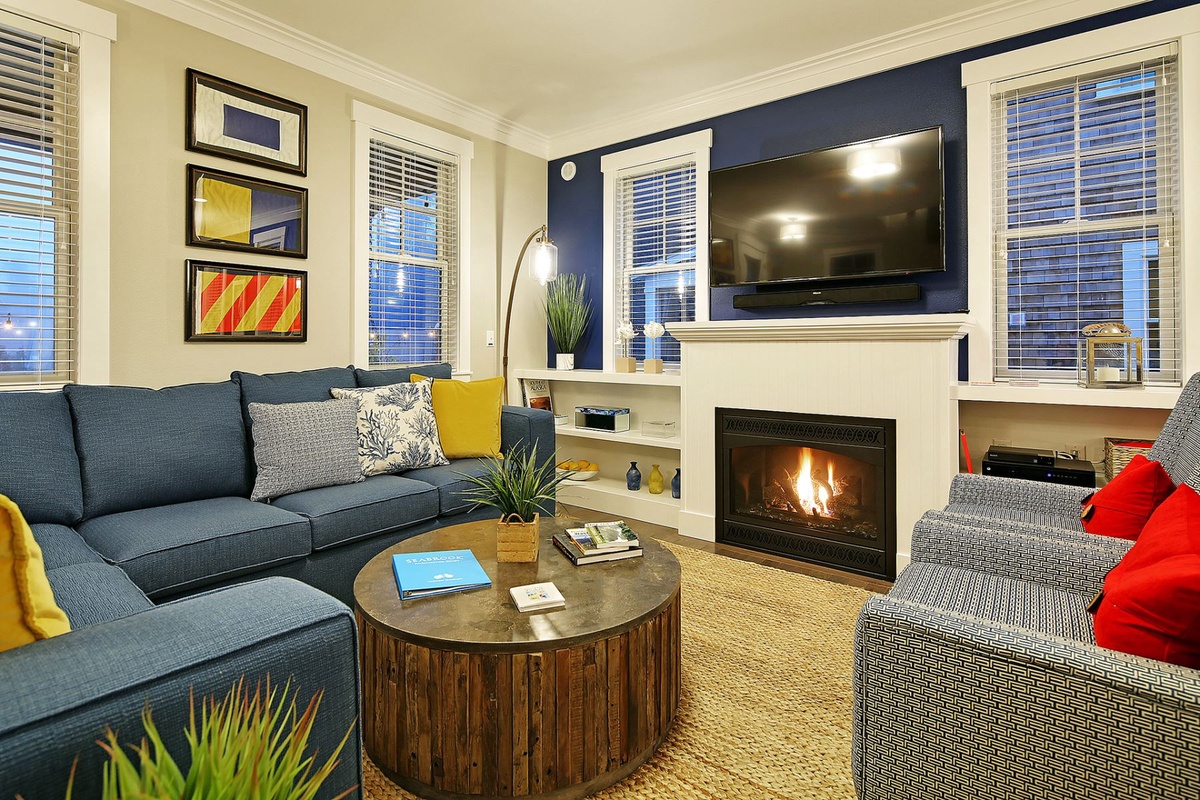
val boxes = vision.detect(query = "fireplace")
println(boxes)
[716,408,896,580]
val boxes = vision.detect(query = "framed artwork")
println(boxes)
[186,164,308,258]
[186,69,307,175]
[185,260,307,342]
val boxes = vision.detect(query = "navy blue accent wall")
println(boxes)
[547,0,1198,371]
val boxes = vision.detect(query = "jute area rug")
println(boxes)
[363,542,872,800]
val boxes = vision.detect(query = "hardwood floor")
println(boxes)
[555,501,893,595]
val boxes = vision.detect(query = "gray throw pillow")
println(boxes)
[247,399,364,502]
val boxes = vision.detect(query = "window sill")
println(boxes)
[513,368,681,387]
[953,382,1180,409]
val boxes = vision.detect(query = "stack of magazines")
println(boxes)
[553,521,643,566]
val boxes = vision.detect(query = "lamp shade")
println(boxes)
[530,238,558,285]
[848,147,900,179]
[780,222,807,240]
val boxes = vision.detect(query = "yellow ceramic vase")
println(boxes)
[648,464,664,495]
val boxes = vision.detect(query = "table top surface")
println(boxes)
[353,517,681,653]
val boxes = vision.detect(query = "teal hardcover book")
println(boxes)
[391,549,492,600]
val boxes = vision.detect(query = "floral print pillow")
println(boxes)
[331,381,448,475]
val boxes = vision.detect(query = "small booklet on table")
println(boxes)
[392,549,492,600]
[510,581,566,612]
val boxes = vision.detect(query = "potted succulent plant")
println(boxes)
[60,678,355,800]
[544,273,592,370]
[459,446,569,562]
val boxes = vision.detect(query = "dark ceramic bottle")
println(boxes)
[671,468,681,499]
[626,461,642,491]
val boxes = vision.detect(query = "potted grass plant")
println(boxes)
[544,273,592,370]
[459,446,569,563]
[59,677,355,800]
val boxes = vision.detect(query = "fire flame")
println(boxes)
[794,449,837,516]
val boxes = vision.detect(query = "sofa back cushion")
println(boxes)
[232,366,357,431]
[64,382,251,518]
[354,362,452,387]
[0,391,83,525]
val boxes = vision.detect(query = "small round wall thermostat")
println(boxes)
[560,161,577,181]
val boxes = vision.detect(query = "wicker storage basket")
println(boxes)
[1104,437,1155,481]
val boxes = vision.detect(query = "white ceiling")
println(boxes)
[197,0,1146,155]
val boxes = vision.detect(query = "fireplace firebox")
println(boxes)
[716,408,896,580]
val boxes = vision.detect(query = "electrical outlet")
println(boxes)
[486,330,495,347]
[1063,443,1086,461]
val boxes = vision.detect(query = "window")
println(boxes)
[352,102,473,373]
[602,130,711,371]
[0,17,79,385]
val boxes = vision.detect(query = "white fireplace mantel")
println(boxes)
[671,313,973,574]
[669,314,973,342]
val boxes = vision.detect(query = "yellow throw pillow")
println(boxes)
[410,375,505,459]
[1,493,70,653]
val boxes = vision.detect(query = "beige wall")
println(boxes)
[97,0,547,388]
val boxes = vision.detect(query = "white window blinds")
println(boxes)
[991,46,1180,385]
[0,17,78,386]
[614,161,697,366]
[367,133,460,370]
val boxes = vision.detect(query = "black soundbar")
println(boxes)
[732,283,921,309]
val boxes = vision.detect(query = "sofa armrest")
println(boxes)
[947,472,1094,510]
[0,577,362,800]
[501,405,556,469]
[911,510,1129,596]
[854,595,1200,800]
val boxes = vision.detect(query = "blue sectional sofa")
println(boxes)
[0,363,554,799]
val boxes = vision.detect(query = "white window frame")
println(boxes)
[0,0,113,388]
[600,129,712,372]
[351,100,473,377]
[963,5,1200,386]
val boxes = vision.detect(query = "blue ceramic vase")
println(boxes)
[671,468,681,499]
[626,461,642,491]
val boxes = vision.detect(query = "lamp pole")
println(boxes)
[501,224,556,403]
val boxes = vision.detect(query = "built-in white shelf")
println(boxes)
[514,368,681,387]
[555,425,682,450]
[556,476,679,528]
[953,382,1180,410]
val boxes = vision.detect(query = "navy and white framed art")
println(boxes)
[186,69,307,176]
[186,164,308,258]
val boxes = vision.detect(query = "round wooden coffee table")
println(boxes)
[354,517,682,800]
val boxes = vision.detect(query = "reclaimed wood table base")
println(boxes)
[355,518,682,800]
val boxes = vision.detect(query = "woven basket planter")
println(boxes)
[496,513,540,563]
[1104,437,1156,481]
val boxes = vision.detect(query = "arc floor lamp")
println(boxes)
[502,224,558,402]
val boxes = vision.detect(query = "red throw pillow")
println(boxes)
[1080,454,1175,540]
[1093,484,1200,669]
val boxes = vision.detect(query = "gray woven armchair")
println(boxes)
[853,514,1200,800]
[943,370,1200,532]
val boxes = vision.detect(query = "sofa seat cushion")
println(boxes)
[0,391,83,525]
[891,562,1095,643]
[271,475,439,551]
[76,498,310,598]
[31,524,103,570]
[403,459,490,516]
[46,563,152,629]
[64,382,252,519]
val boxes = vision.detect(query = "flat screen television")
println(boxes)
[709,127,945,288]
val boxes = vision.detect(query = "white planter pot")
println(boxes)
[556,353,575,370]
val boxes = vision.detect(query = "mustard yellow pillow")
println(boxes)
[1,493,70,653]
[410,375,504,459]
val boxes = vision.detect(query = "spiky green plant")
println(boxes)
[74,678,356,800]
[544,273,592,354]
[458,445,568,523]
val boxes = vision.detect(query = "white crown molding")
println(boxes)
[120,0,549,158]
[547,0,1148,158]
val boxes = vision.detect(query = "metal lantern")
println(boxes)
[1077,322,1144,389]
